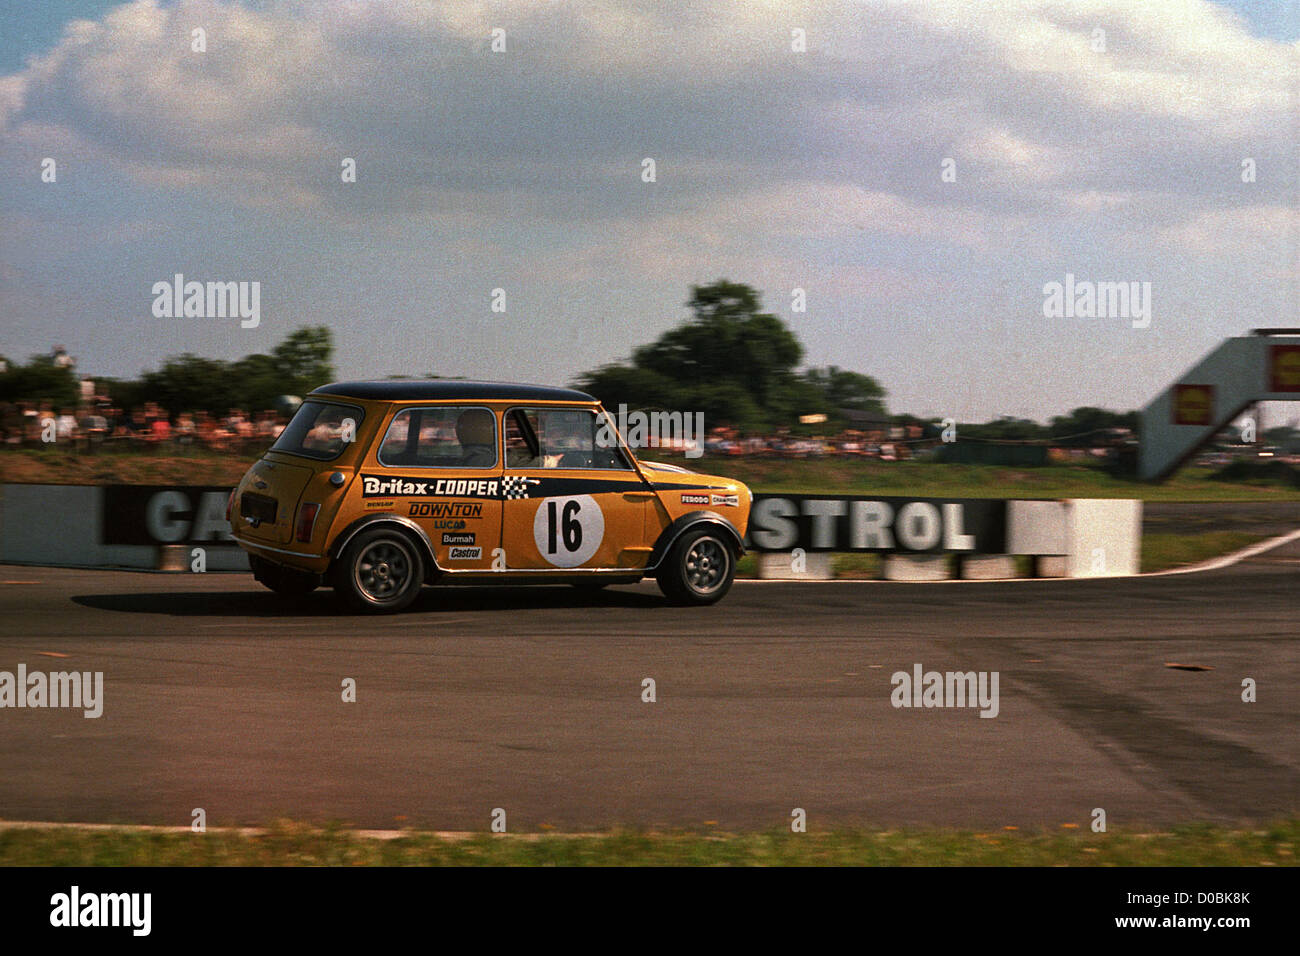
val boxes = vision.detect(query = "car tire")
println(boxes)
[334,528,425,614]
[250,555,318,597]
[655,527,736,606]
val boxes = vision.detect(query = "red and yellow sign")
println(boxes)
[1172,384,1214,426]
[1269,345,1300,392]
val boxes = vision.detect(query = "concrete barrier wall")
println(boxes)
[1007,498,1142,577]
[1065,499,1142,577]
[0,484,1139,579]
[753,496,1142,580]
[0,484,249,571]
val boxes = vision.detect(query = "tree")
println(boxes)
[802,366,887,414]
[141,354,234,415]
[961,416,1046,441]
[0,354,80,408]
[97,327,337,415]
[631,282,804,410]
[230,353,284,412]
[574,364,679,411]
[272,326,334,395]
[575,280,863,432]
[1047,407,1139,444]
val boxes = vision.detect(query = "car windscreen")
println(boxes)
[269,401,362,461]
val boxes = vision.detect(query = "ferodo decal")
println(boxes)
[441,532,476,546]
[532,495,604,568]
[681,494,709,505]
[363,475,499,498]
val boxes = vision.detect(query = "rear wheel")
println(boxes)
[334,528,425,614]
[656,528,736,606]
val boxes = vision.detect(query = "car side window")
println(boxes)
[504,407,630,470]
[270,401,363,461]
[377,406,498,468]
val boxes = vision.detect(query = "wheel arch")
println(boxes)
[328,514,442,579]
[646,510,744,571]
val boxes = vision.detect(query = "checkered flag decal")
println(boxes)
[502,476,537,500]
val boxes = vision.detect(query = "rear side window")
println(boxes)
[270,401,362,461]
[378,406,498,468]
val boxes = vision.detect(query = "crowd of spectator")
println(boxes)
[702,425,930,460]
[0,400,936,461]
[0,400,287,454]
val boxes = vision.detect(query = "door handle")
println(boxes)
[622,491,658,499]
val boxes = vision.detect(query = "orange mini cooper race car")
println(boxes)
[228,381,752,612]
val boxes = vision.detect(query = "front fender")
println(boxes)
[646,510,745,570]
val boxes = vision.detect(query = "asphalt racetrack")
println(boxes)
[0,540,1296,832]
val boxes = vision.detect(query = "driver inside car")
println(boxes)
[455,408,497,467]
[544,413,590,467]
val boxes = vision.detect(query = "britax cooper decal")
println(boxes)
[362,475,500,498]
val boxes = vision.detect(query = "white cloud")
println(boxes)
[3,0,1291,219]
[1,0,1295,415]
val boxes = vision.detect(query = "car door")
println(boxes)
[368,404,503,570]
[499,406,656,570]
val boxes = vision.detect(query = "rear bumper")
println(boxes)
[234,537,331,574]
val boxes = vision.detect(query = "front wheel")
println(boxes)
[334,528,425,614]
[656,528,736,606]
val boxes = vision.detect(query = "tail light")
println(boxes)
[226,489,236,523]
[296,502,321,543]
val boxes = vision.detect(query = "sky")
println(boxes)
[1,0,1297,422]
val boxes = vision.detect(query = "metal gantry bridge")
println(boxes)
[1139,329,1300,481]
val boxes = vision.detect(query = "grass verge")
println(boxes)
[1,819,1295,866]
[690,458,1300,502]
[4,449,1300,502]
[1140,531,1265,572]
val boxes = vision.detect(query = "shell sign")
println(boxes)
[1269,345,1300,392]
[1172,384,1214,426]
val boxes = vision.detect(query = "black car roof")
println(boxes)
[310,380,597,403]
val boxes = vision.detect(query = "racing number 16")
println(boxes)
[545,499,583,554]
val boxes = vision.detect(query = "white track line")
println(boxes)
[734,527,1300,583]
[1141,526,1300,576]
[0,820,601,840]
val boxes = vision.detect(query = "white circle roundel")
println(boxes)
[532,495,604,567]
